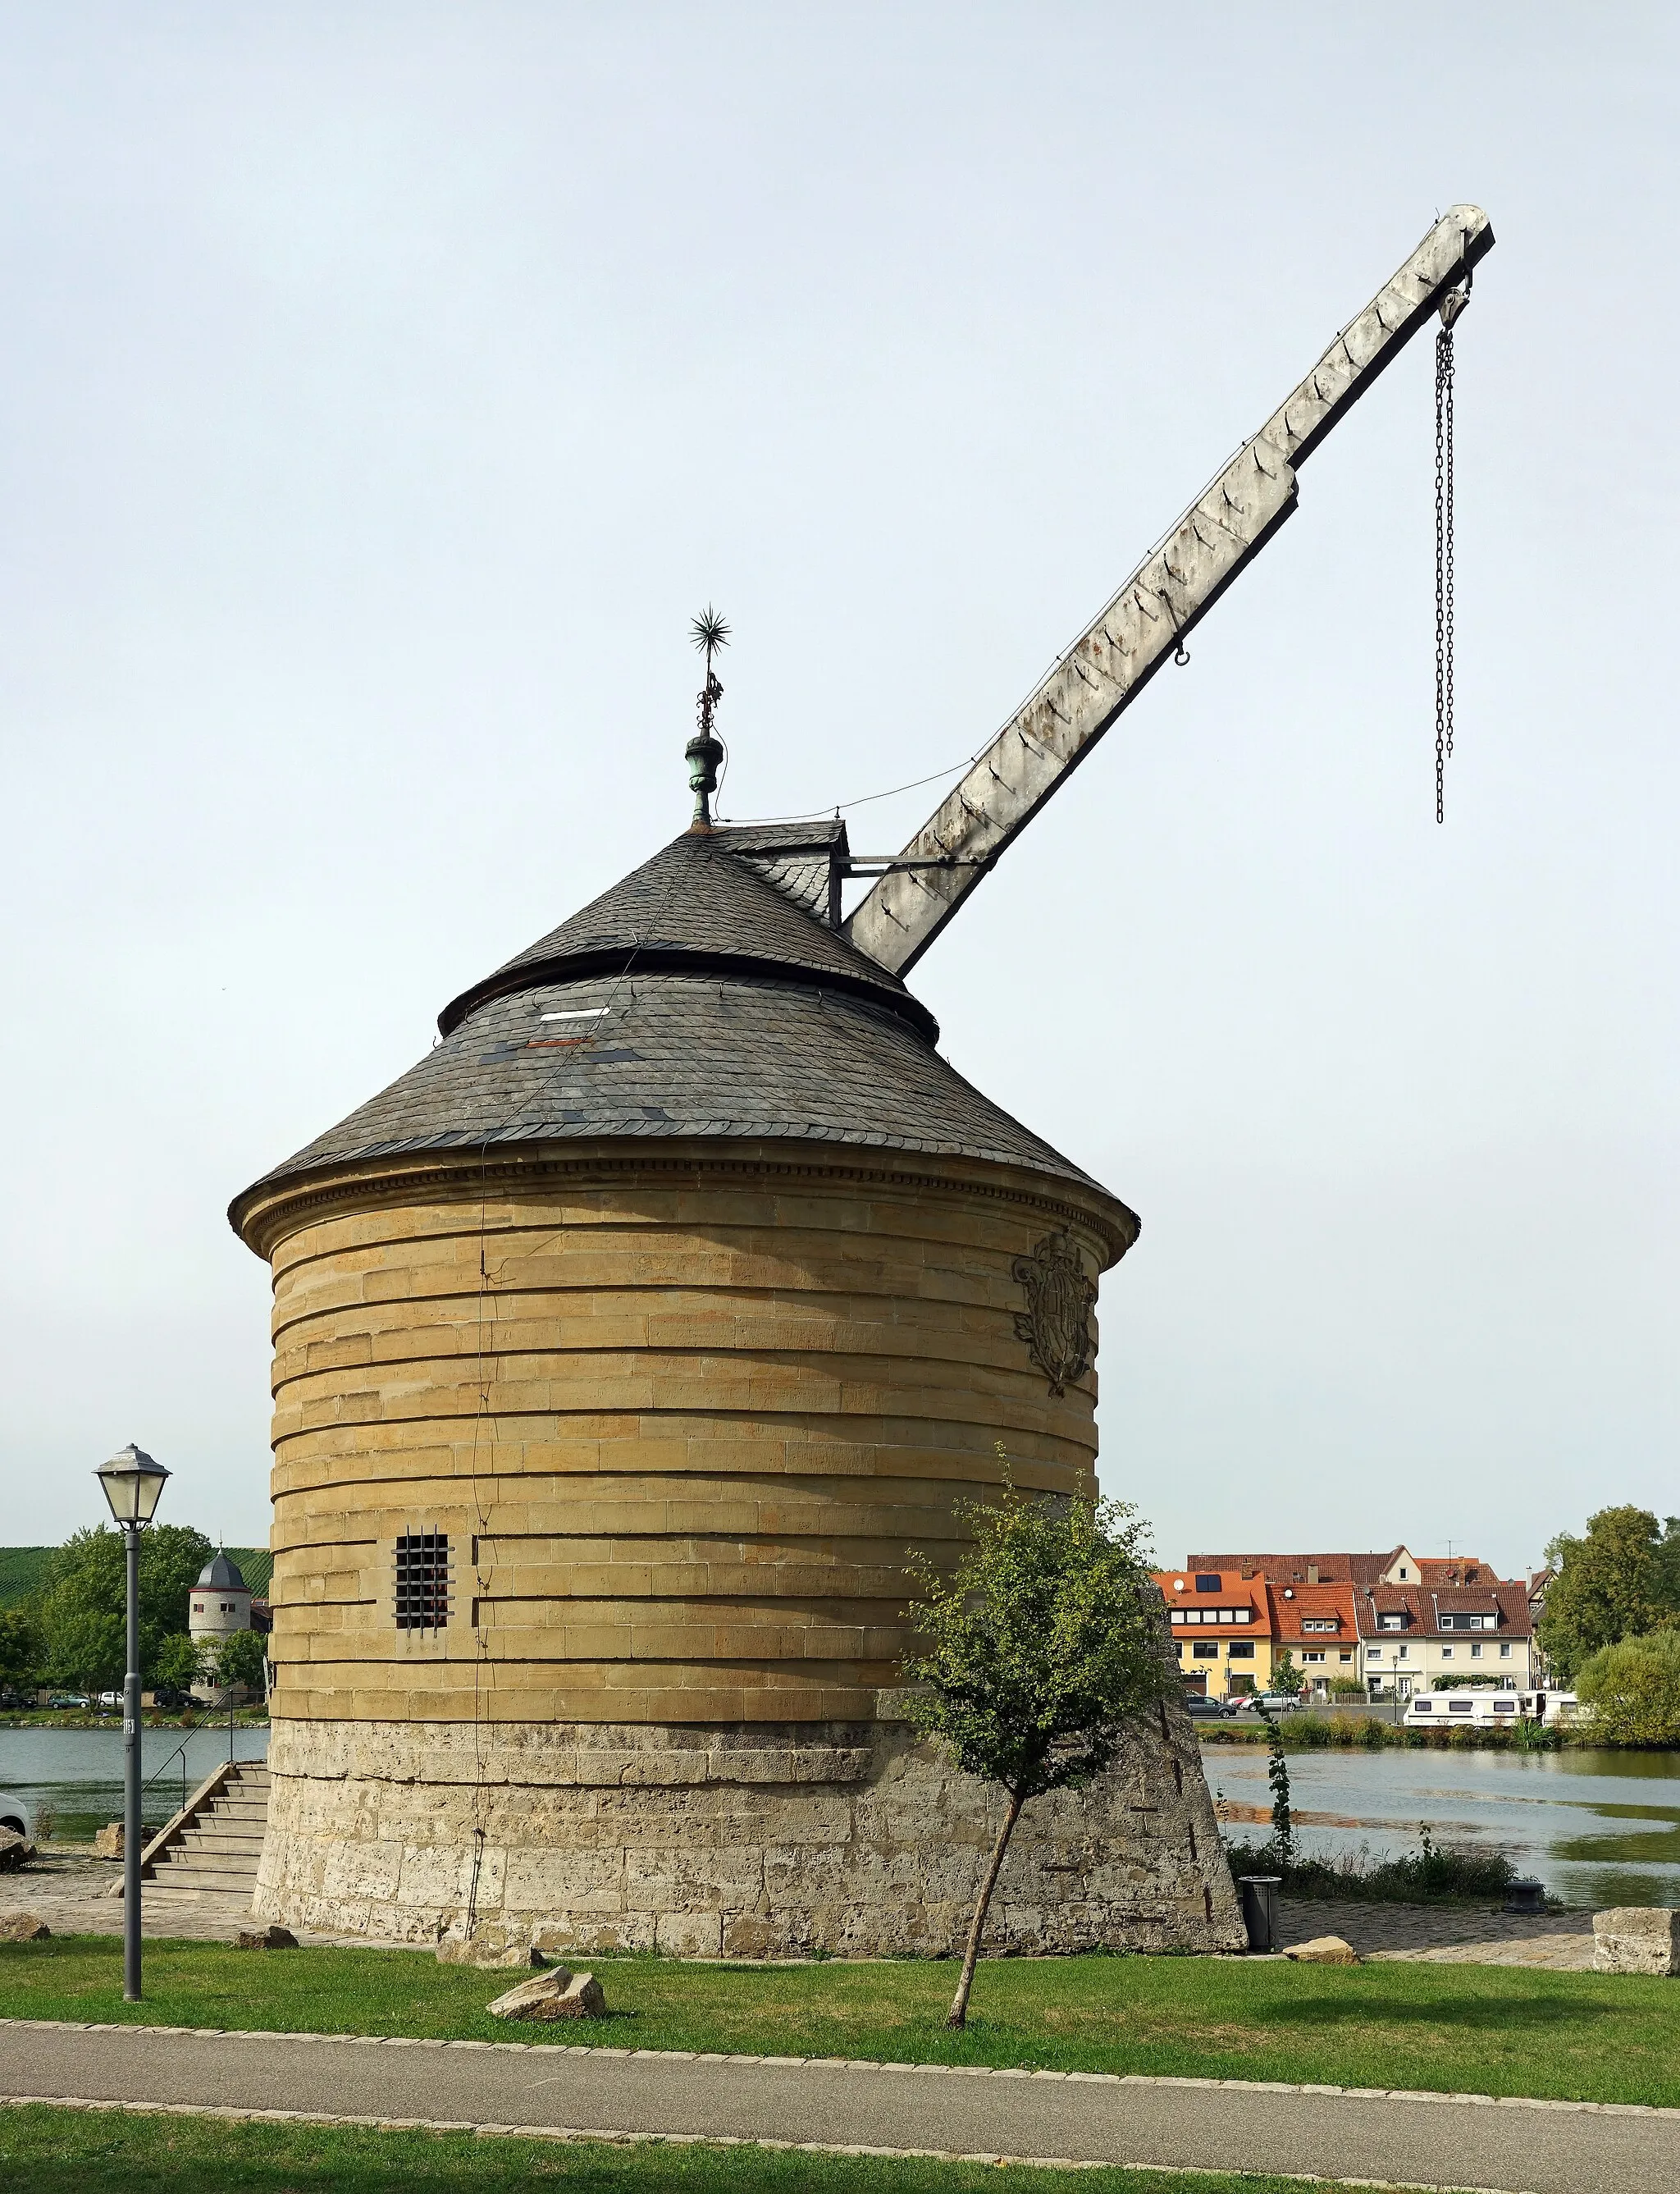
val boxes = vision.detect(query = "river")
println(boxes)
[5,1727,1678,1910]
[0,1725,271,1841]
[1206,1743,1680,1908]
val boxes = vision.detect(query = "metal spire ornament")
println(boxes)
[685,606,730,825]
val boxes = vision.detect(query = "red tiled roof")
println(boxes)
[1354,1581,1532,1639]
[1267,1581,1358,1643]
[1150,1570,1274,1635]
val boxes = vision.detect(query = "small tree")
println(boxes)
[150,1634,207,1694]
[1575,1631,1680,1746]
[900,1455,1169,2030]
[1271,1648,1303,1698]
[1258,1705,1294,1869]
[213,1629,268,1700]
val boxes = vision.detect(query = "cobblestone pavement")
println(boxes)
[1279,1894,1596,1968]
[0,1853,343,1946]
[4,1855,1600,1968]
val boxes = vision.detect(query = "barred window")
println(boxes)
[395,1532,450,1631]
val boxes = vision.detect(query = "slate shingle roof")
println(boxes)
[231,825,1134,1242]
[440,825,924,1036]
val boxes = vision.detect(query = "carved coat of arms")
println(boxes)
[1011,1232,1097,1396]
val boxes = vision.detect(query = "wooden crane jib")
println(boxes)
[844,204,1495,978]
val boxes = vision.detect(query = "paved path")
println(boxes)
[1276,1897,1594,1971]
[2,2021,1674,2193]
[4,1861,1599,1968]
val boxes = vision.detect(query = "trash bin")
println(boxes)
[1504,1876,1545,1916]
[1238,1875,1282,1953]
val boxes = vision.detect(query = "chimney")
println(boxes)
[1307,1564,1319,1585]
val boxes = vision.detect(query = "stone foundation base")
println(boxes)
[253,1708,1244,1957]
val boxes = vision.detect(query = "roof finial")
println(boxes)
[686,606,729,827]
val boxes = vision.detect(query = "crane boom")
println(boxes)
[845,204,1495,976]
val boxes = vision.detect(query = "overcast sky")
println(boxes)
[1,5,1674,1578]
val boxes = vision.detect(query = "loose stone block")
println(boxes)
[1281,1936,1359,1964]
[1593,1907,1680,1976]
[488,1968,605,2020]
[0,1915,49,1941]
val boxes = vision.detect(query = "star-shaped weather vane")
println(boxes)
[686,606,730,825]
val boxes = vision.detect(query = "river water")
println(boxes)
[0,1725,271,1841]
[5,1727,1678,1911]
[1206,1744,1680,1909]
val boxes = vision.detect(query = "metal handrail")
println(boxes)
[139,1738,194,1822]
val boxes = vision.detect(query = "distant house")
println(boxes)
[1267,1579,1360,1698]
[1355,1579,1534,1698]
[1187,1547,1533,1699]
[1153,1567,1274,1699]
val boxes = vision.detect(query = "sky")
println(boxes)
[0,5,1674,1578]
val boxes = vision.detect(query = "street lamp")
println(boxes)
[95,1442,170,2002]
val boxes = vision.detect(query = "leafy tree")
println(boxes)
[150,1634,207,1693]
[0,1602,43,1694]
[1271,1648,1303,1698]
[900,1454,1169,2029]
[209,1629,267,1698]
[1575,1631,1680,1746]
[1538,1508,1680,1681]
[39,1524,212,1693]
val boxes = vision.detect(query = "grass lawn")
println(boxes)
[2,1936,1677,2107]
[0,2104,1415,2194]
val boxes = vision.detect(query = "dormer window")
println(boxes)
[1380,1613,1405,1630]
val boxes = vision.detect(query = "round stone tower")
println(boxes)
[188,1550,253,1703]
[231,815,1241,1954]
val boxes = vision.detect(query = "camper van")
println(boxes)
[1403,1689,1578,1729]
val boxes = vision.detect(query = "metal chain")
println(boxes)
[1434,320,1456,823]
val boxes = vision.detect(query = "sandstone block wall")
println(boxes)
[244,1145,1124,1729]
[253,1707,1245,1957]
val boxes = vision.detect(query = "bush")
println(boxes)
[1222,1823,1521,1905]
[1575,1630,1680,1745]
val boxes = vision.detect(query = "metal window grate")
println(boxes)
[395,1531,450,1631]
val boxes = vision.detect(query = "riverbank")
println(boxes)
[1198,1712,1679,1752]
[2,1712,268,1731]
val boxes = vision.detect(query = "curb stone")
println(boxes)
[2,2017,1674,2119]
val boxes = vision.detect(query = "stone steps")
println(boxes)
[142,1760,269,1908]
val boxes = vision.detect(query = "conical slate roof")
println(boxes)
[197,1551,247,1590]
[231,820,1133,1244]
[440,825,925,1036]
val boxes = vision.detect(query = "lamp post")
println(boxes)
[95,1441,171,2002]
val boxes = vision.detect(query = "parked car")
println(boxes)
[1183,1693,1236,1719]
[0,1792,35,1841]
[148,1686,194,1713]
[1245,1693,1303,1714]
[95,1690,123,1710]
[45,1693,89,1711]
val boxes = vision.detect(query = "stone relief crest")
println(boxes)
[1011,1232,1097,1396]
